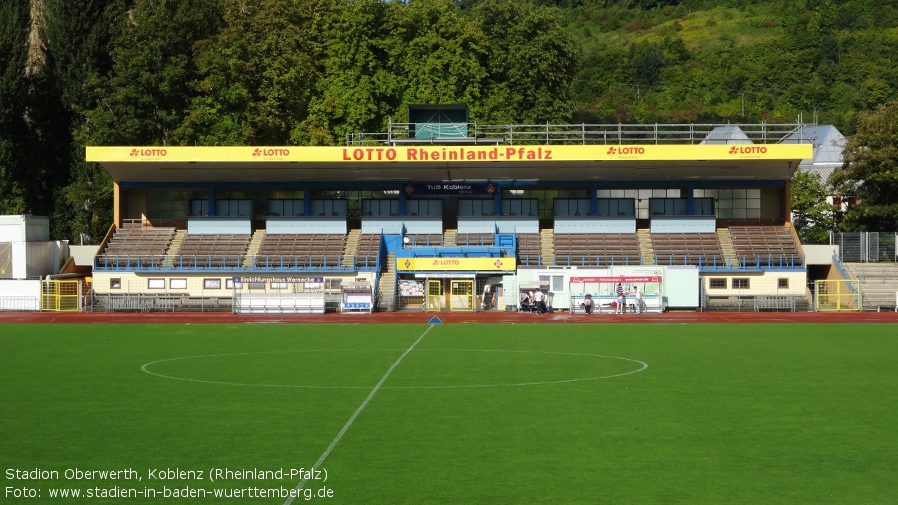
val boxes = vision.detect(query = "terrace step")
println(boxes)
[342,228,361,268]
[540,228,555,265]
[243,229,266,268]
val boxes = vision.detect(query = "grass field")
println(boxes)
[2,322,897,504]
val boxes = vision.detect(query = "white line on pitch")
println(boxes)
[283,325,434,505]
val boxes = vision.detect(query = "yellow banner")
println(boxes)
[397,257,517,271]
[87,144,812,163]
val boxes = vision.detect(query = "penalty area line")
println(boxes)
[283,325,434,505]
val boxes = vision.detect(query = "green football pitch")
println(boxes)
[2,323,897,504]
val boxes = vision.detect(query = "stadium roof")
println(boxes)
[699,125,753,144]
[87,144,813,185]
[784,125,846,181]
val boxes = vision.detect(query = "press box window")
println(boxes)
[732,278,750,289]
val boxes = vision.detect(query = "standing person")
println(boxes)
[616,283,625,314]
[534,289,546,314]
[633,286,644,314]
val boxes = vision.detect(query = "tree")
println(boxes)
[790,169,835,244]
[41,0,116,240]
[293,0,395,145]
[175,0,314,145]
[83,0,223,145]
[0,0,29,214]
[468,0,579,124]
[829,100,898,232]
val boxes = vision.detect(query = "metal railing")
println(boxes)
[347,121,816,146]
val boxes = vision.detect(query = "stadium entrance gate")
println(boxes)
[41,280,82,312]
[425,278,475,312]
[814,278,861,311]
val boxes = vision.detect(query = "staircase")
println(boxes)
[443,229,457,246]
[377,253,397,311]
[242,229,266,268]
[637,228,654,265]
[716,228,738,267]
[540,228,555,265]
[163,230,187,267]
[342,229,361,268]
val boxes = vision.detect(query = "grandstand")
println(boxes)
[84,120,819,313]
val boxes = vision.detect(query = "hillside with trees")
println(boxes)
[2,0,898,241]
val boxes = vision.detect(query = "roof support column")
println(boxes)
[686,184,695,215]
[590,184,598,216]
[208,187,216,216]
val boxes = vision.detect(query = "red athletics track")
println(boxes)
[1,310,897,324]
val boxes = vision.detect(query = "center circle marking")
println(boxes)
[141,349,647,389]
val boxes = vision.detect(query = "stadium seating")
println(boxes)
[254,233,346,268]
[177,233,251,268]
[405,233,442,247]
[728,226,803,266]
[354,234,382,268]
[553,233,641,266]
[455,233,494,246]
[516,233,542,266]
[651,233,723,266]
[97,226,176,268]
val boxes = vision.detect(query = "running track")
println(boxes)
[2,310,897,324]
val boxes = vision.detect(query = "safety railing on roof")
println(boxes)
[347,122,817,146]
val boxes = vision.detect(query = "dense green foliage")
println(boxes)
[830,101,898,232]
[3,0,898,240]
[790,168,835,244]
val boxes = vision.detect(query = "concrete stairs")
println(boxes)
[377,253,397,311]
[540,228,555,265]
[637,228,654,265]
[716,228,738,267]
[241,229,266,268]
[342,229,361,268]
[443,229,457,246]
[163,230,186,267]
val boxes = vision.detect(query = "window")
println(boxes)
[204,278,221,290]
[709,278,727,289]
[539,275,564,293]
[170,278,187,289]
[270,282,288,289]
[110,278,121,289]
[226,278,235,289]
[732,278,750,289]
[148,278,165,289]
[778,278,789,289]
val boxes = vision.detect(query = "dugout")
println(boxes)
[569,274,663,314]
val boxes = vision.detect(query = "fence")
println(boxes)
[0,296,41,311]
[834,232,897,263]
